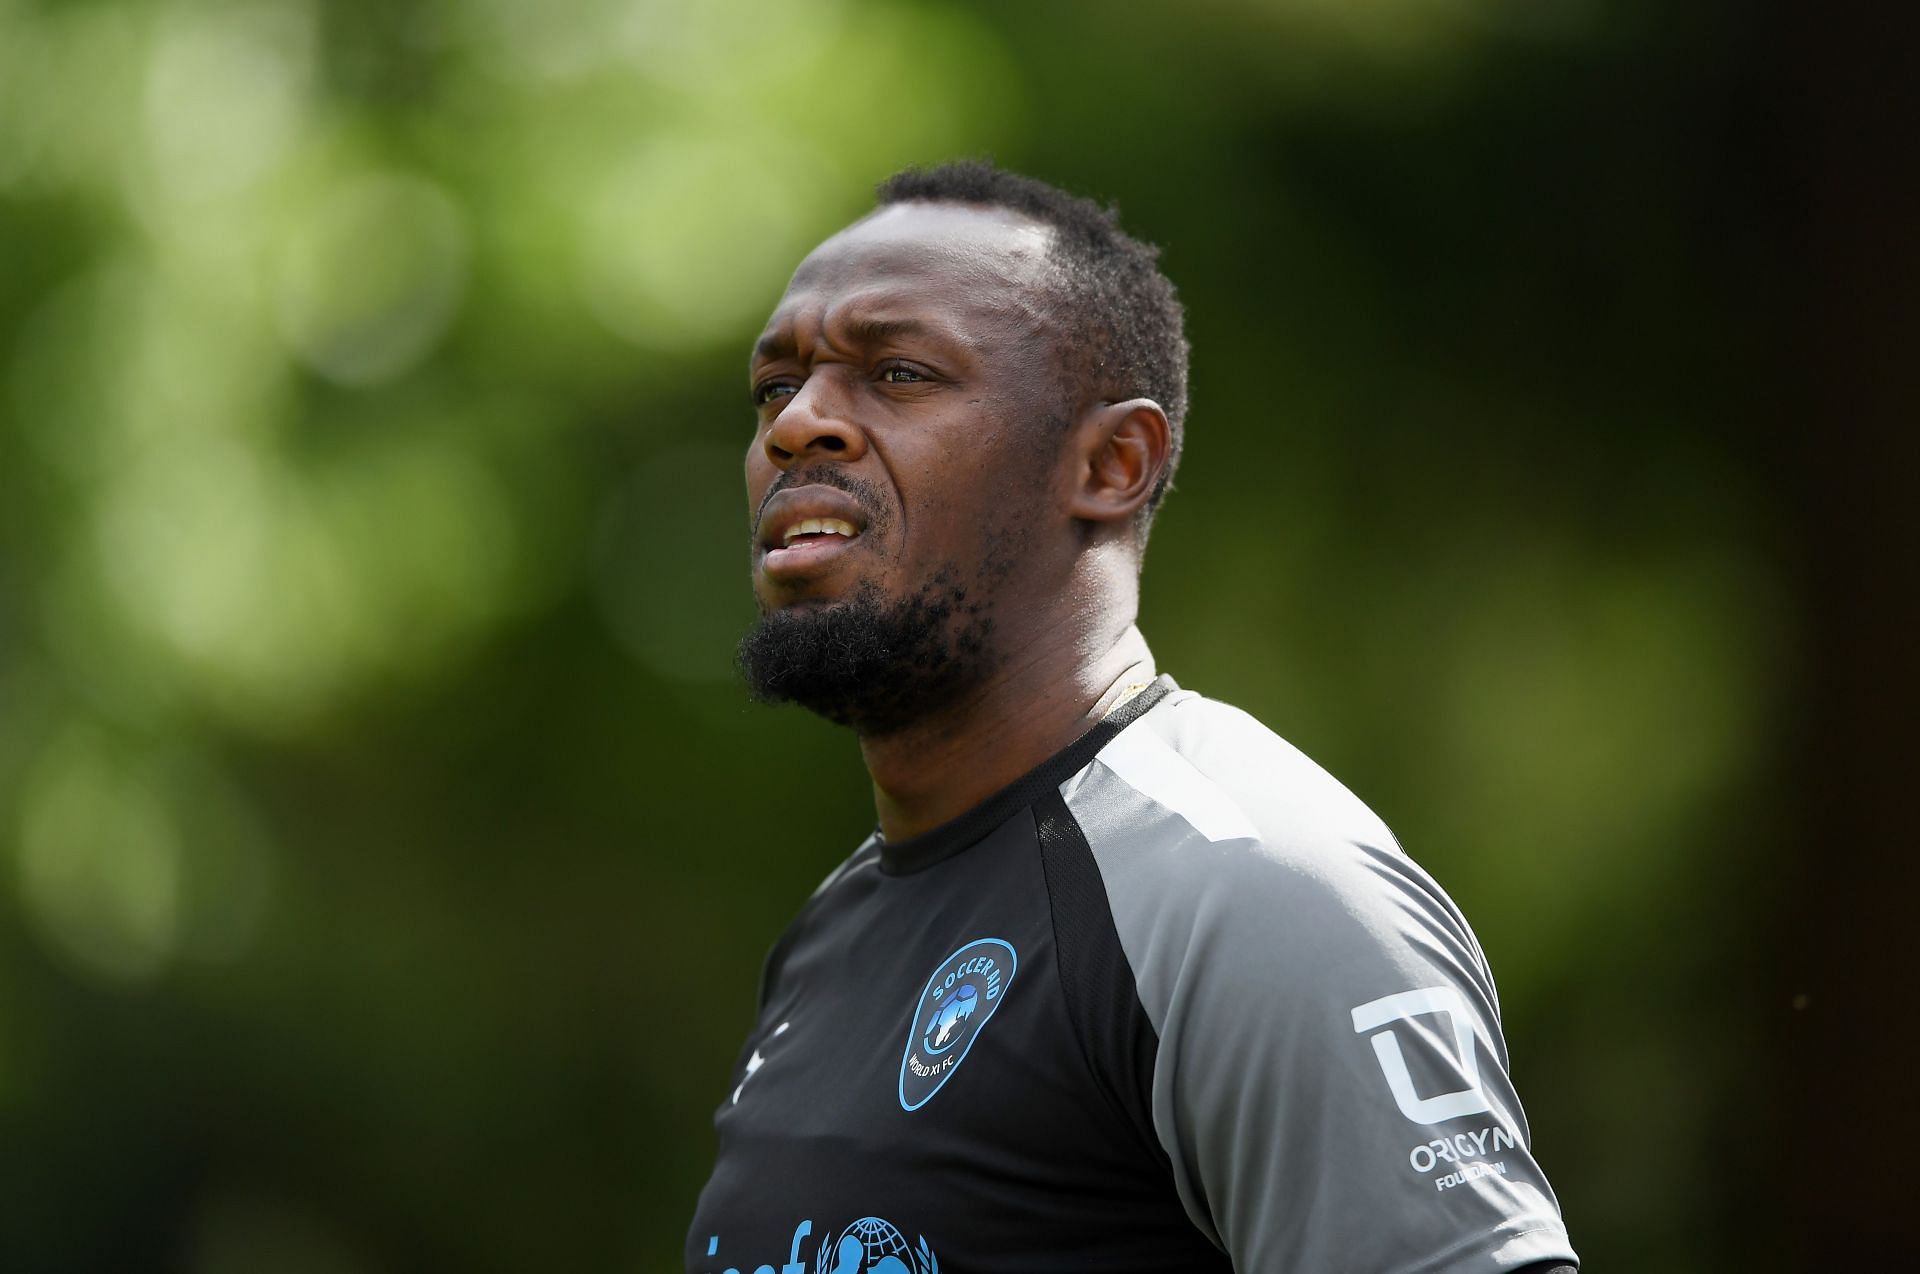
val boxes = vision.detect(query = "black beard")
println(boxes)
[736,569,996,737]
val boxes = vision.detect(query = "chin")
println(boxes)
[737,570,997,736]
[756,567,894,613]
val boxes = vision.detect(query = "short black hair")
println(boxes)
[875,160,1189,530]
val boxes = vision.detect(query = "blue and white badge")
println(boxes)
[897,937,1017,1111]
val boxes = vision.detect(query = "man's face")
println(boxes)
[737,202,1066,733]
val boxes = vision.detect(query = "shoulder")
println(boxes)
[757,834,883,1006]
[809,832,884,899]
[1071,688,1397,853]
[1063,689,1495,1010]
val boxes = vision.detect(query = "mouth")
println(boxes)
[777,515,861,549]
[764,517,861,576]
[756,486,872,582]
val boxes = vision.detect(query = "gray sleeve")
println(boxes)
[1066,708,1578,1272]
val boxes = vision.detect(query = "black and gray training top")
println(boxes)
[685,678,1577,1274]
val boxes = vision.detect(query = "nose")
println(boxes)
[762,375,867,470]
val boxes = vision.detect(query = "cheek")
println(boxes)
[883,410,1058,555]
[743,448,774,519]
[907,470,1045,569]
[960,432,1059,514]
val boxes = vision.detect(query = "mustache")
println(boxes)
[753,466,889,535]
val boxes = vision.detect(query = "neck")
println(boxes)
[859,621,1157,843]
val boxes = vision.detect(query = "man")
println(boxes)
[686,161,1578,1273]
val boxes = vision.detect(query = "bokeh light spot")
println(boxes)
[578,133,820,351]
[96,438,274,665]
[13,724,276,982]
[17,728,185,983]
[142,0,316,206]
[275,172,470,385]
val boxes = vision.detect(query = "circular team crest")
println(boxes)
[814,1217,938,1274]
[897,937,1017,1111]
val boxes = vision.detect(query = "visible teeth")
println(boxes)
[781,517,857,547]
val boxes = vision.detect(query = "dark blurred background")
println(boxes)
[1,0,1914,1270]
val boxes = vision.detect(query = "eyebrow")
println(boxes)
[753,315,956,363]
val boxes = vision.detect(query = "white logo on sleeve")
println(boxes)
[1350,986,1492,1124]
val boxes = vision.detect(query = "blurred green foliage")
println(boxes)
[0,0,1798,1270]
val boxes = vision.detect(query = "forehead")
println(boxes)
[758,203,1055,351]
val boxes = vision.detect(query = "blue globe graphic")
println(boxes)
[924,983,979,1051]
[848,1216,910,1262]
[819,1217,917,1273]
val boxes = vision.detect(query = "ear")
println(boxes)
[1064,398,1172,526]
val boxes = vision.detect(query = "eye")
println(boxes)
[879,365,927,385]
[753,380,797,406]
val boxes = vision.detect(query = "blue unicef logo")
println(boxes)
[898,937,1016,1111]
[814,1217,938,1274]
